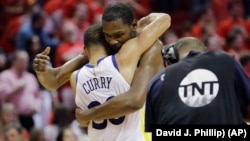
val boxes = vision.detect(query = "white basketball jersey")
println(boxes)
[75,55,145,141]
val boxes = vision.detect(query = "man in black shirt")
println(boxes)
[145,37,250,132]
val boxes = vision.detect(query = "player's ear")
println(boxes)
[84,48,89,58]
[81,45,85,55]
[132,19,137,29]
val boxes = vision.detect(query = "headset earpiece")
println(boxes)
[161,43,179,65]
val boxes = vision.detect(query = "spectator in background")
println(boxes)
[240,52,250,77]
[191,6,217,39]
[85,0,105,24]
[3,123,26,141]
[42,0,65,38]
[225,27,245,60]
[180,21,193,37]
[24,35,53,131]
[0,51,7,72]
[44,104,84,141]
[56,127,77,141]
[29,128,47,141]
[62,2,90,43]
[190,0,210,18]
[60,0,94,24]
[0,1,37,56]
[15,10,59,66]
[61,0,84,19]
[0,0,32,36]
[25,36,42,76]
[1,103,20,127]
[201,24,225,52]
[54,21,82,114]
[233,25,250,51]
[44,104,71,141]
[211,0,230,23]
[121,0,150,19]
[201,24,220,41]
[0,51,41,132]
[216,0,250,42]
[0,103,29,141]
[204,35,224,52]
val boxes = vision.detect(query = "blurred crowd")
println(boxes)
[0,0,250,141]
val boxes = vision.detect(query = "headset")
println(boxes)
[161,42,179,65]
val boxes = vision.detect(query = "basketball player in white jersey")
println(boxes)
[70,12,170,141]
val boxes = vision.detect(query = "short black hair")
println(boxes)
[31,11,44,25]
[102,2,135,25]
[84,24,110,53]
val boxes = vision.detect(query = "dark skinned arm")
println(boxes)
[34,47,88,91]
[75,40,164,125]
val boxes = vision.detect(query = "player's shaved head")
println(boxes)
[175,37,207,60]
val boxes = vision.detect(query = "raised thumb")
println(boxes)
[42,47,51,55]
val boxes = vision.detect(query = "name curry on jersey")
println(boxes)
[82,77,112,94]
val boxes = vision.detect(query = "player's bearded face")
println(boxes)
[103,19,137,54]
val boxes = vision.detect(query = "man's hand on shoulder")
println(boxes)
[33,47,51,74]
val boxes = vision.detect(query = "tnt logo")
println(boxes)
[178,69,219,107]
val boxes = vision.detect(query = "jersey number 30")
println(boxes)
[88,96,125,130]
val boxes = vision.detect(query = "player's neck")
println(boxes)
[88,51,107,66]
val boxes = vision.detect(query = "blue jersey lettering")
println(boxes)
[82,77,113,94]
